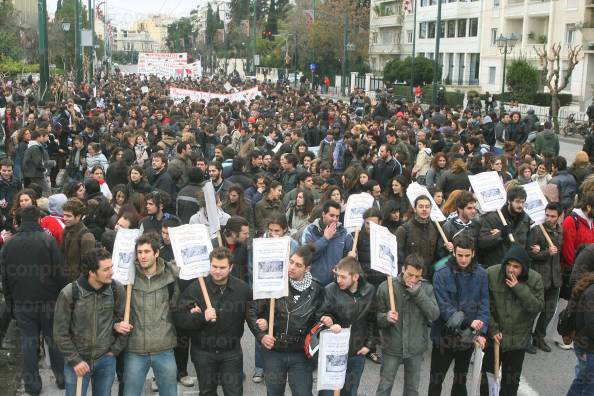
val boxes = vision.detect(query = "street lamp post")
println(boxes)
[496,33,518,114]
[37,0,50,104]
[75,0,83,85]
[431,0,442,104]
[62,21,71,74]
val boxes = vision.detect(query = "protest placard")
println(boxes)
[370,222,398,312]
[406,182,446,222]
[317,328,352,392]
[252,237,291,300]
[469,171,515,242]
[111,228,141,323]
[344,193,375,250]
[468,171,507,213]
[168,224,214,279]
[522,181,556,248]
[203,181,222,243]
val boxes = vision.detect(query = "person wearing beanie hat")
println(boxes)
[479,244,544,396]
[40,193,68,246]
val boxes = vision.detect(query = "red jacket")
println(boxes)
[561,209,594,268]
[40,215,66,247]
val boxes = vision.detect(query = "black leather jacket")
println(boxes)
[251,280,325,353]
[316,278,376,356]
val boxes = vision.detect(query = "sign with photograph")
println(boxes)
[406,182,446,222]
[521,181,548,225]
[317,328,352,391]
[112,229,142,285]
[252,237,291,300]
[468,171,507,212]
[369,222,398,277]
[343,192,375,232]
[169,224,214,279]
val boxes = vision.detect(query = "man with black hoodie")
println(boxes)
[480,244,544,396]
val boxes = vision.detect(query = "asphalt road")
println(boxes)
[8,138,585,396]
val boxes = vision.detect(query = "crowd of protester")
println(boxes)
[0,71,594,396]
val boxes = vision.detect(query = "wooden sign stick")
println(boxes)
[496,209,516,243]
[76,376,83,396]
[538,224,556,249]
[198,277,215,321]
[434,220,449,246]
[123,283,133,323]
[387,275,397,313]
[268,298,276,336]
[351,230,360,254]
[494,339,501,379]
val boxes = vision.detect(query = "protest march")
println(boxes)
[1,64,594,396]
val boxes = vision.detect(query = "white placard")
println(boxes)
[370,222,398,277]
[203,181,221,237]
[137,52,188,78]
[112,229,141,285]
[468,171,507,212]
[521,181,548,225]
[169,86,261,104]
[406,182,446,222]
[317,328,352,391]
[169,224,214,279]
[252,237,291,300]
[344,192,374,232]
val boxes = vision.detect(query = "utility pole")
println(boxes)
[251,0,257,74]
[37,0,50,103]
[88,0,95,82]
[75,0,83,85]
[431,0,442,104]
[409,0,417,98]
[341,10,348,97]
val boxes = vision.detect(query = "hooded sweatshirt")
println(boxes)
[486,244,544,352]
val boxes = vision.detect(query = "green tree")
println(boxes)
[167,17,196,52]
[505,58,540,102]
[383,56,439,86]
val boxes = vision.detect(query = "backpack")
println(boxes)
[557,300,577,345]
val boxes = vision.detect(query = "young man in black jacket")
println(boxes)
[316,256,376,396]
[1,206,67,395]
[252,245,325,396]
[174,247,259,396]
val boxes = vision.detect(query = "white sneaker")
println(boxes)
[555,340,574,350]
[178,376,194,387]
[150,377,159,392]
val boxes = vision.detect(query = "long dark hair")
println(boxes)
[224,185,248,216]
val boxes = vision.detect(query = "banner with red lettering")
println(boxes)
[169,86,261,103]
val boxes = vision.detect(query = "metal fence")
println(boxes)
[355,75,365,90]
[370,76,385,91]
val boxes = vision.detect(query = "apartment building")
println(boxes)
[480,0,593,106]
[369,0,594,105]
[369,0,482,86]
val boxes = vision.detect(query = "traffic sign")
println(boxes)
[309,63,316,72]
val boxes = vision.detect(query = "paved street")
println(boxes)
[5,138,584,396]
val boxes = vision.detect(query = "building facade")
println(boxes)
[369,0,594,106]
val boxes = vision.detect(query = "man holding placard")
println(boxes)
[54,248,129,396]
[395,195,439,275]
[375,254,439,396]
[174,247,258,396]
[251,245,324,396]
[478,187,531,268]
[442,191,480,252]
[123,234,180,396]
[316,257,376,396]
[527,203,563,352]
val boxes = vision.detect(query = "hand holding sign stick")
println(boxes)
[496,209,516,243]
[198,277,215,322]
[268,298,276,336]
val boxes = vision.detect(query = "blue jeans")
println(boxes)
[255,342,263,374]
[123,350,177,396]
[567,346,594,396]
[262,348,314,396]
[64,354,116,396]
[14,302,64,395]
[318,355,365,396]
